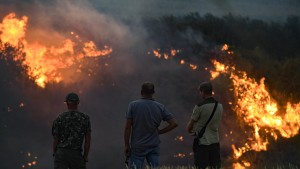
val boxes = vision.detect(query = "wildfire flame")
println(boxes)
[152,48,180,60]
[151,49,199,70]
[0,13,112,88]
[150,44,299,167]
[211,44,300,168]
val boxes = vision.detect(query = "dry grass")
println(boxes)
[140,165,299,169]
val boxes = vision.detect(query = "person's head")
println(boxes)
[198,81,213,98]
[141,82,155,97]
[64,92,80,110]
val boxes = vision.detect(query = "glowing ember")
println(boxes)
[19,102,25,107]
[211,44,300,168]
[151,49,200,70]
[153,49,162,59]
[221,44,229,51]
[174,153,186,158]
[189,64,197,70]
[0,13,112,88]
[175,136,184,141]
[152,48,180,60]
[21,151,38,168]
[170,49,180,56]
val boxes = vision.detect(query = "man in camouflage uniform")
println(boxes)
[52,92,91,169]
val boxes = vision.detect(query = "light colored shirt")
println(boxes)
[191,97,223,145]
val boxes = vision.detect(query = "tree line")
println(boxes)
[142,13,300,103]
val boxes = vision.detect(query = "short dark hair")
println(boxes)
[65,92,80,103]
[198,81,213,95]
[141,82,155,95]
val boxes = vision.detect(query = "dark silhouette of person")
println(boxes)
[52,92,91,169]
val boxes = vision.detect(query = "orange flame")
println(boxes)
[175,136,184,141]
[174,153,186,158]
[189,64,198,70]
[0,13,112,88]
[151,49,200,70]
[0,13,27,46]
[211,44,300,167]
[152,49,179,60]
[153,49,161,59]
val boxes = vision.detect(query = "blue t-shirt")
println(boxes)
[126,98,174,149]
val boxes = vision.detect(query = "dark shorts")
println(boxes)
[54,148,86,169]
[193,139,221,169]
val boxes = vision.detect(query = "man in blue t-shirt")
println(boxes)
[124,82,178,169]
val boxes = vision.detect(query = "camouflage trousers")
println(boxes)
[54,148,86,169]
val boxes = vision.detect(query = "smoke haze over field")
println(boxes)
[0,0,300,168]
[85,0,300,22]
[1,0,300,21]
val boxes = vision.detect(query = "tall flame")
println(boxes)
[0,13,112,88]
[211,44,300,168]
[0,13,27,46]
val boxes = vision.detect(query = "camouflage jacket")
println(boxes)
[52,111,91,151]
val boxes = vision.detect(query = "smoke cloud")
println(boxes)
[89,0,300,22]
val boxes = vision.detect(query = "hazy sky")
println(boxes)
[1,0,300,22]
[90,0,300,21]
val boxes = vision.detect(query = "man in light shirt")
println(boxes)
[187,81,223,169]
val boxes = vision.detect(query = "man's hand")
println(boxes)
[52,136,59,157]
[124,118,132,157]
[124,145,131,157]
[158,118,178,135]
[83,132,91,163]
[186,119,195,134]
[83,155,88,163]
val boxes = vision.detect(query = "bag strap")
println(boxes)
[197,101,218,131]
[205,101,218,127]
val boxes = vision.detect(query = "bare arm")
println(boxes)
[158,118,178,135]
[186,119,195,133]
[53,136,59,156]
[83,132,91,162]
[124,118,132,157]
